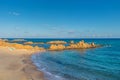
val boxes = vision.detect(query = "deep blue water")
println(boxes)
[8,38,120,80]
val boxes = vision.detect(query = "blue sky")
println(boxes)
[0,0,120,38]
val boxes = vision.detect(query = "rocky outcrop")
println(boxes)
[48,40,98,50]
[0,40,45,51]
[0,39,9,42]
[47,41,67,44]
[49,44,65,50]
[0,39,99,51]
[66,40,96,49]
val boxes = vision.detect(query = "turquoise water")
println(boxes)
[8,38,120,80]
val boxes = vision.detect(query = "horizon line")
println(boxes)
[1,37,120,39]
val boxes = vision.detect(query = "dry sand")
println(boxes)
[0,46,44,80]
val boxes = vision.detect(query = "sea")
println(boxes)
[8,38,120,80]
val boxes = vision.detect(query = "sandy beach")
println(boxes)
[0,46,44,80]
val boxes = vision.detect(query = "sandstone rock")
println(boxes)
[49,44,65,50]
[66,40,97,49]
[0,40,45,51]
[47,41,67,44]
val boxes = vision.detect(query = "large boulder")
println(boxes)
[49,44,65,50]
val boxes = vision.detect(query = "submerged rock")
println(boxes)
[24,41,34,45]
[11,39,26,42]
[24,41,44,45]
[70,40,74,44]
[34,42,44,44]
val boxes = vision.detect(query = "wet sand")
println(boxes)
[0,46,44,80]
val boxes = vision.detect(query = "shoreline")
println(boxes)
[0,46,45,80]
[0,39,101,80]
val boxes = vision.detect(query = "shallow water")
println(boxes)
[30,39,119,80]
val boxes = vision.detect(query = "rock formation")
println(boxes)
[66,40,96,49]
[49,40,98,50]
[47,40,67,44]
[0,39,45,51]
[0,39,99,51]
[49,44,65,50]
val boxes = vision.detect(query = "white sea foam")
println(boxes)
[43,70,66,80]
[32,55,66,80]
[104,45,112,47]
